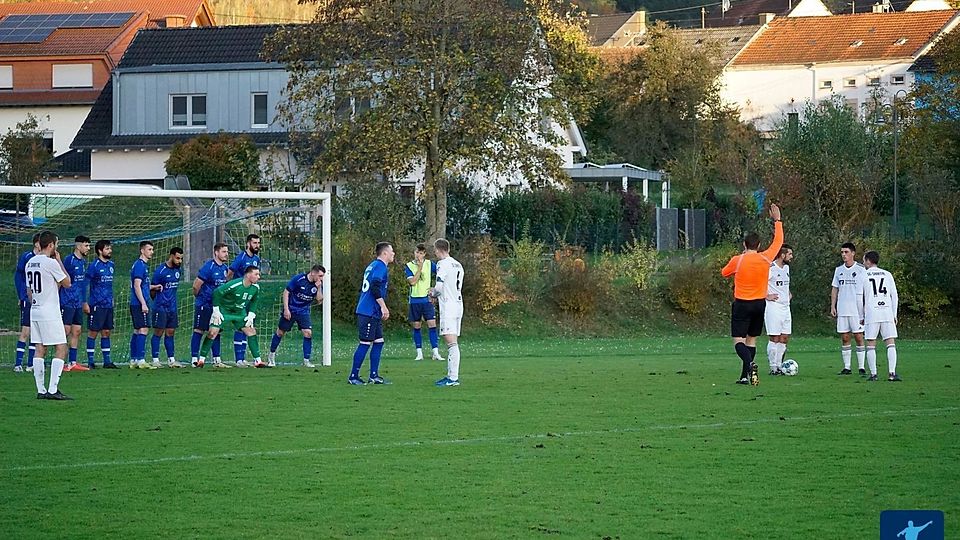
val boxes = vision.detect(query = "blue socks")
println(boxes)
[370,342,384,378]
[130,333,147,362]
[351,343,370,378]
[428,327,439,349]
[234,336,246,362]
[68,347,77,364]
[212,335,221,358]
[190,332,202,358]
[151,335,161,360]
[15,340,25,367]
[270,333,283,353]
[164,336,175,358]
[27,344,34,368]
[303,337,312,362]
[101,337,112,364]
[413,328,423,349]
[86,337,95,365]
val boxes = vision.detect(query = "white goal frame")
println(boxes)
[0,185,333,367]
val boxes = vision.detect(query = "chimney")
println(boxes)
[625,11,647,36]
[759,12,776,24]
[165,14,187,28]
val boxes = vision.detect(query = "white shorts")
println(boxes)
[30,319,67,346]
[864,321,897,340]
[439,315,461,337]
[764,302,792,336]
[837,316,864,334]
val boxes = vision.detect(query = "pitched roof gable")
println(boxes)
[731,9,959,65]
[117,24,282,68]
[673,25,764,65]
[584,13,634,46]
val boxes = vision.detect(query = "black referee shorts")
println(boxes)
[731,299,766,338]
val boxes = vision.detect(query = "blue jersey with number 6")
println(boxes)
[355,259,388,318]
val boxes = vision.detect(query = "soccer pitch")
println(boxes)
[1,335,957,538]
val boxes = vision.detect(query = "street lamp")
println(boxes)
[871,89,908,227]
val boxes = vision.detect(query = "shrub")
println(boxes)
[617,238,658,291]
[548,245,600,316]
[664,261,716,316]
[506,234,547,302]
[462,236,512,322]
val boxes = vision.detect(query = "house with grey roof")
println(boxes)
[585,12,646,47]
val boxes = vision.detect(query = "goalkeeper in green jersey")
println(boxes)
[197,266,266,368]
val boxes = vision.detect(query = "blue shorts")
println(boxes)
[88,306,114,331]
[278,310,312,332]
[408,301,436,323]
[152,310,179,329]
[19,300,30,327]
[130,305,149,329]
[61,306,84,326]
[357,314,383,342]
[194,305,212,331]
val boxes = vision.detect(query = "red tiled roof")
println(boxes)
[732,10,960,65]
[0,0,211,25]
[0,88,101,105]
[0,24,142,56]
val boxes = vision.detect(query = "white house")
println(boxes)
[721,6,960,132]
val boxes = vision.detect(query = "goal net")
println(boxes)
[0,185,331,367]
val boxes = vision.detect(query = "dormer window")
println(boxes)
[894,38,908,46]
[171,94,207,128]
[850,40,863,48]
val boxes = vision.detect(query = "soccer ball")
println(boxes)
[781,359,798,376]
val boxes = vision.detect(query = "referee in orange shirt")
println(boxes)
[721,203,783,385]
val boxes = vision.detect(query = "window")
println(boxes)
[844,98,858,111]
[819,80,833,90]
[252,93,268,127]
[52,64,93,88]
[170,95,206,128]
[0,65,11,89]
[868,77,881,87]
[891,75,905,85]
[845,78,857,88]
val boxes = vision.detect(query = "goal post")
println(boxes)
[0,185,332,367]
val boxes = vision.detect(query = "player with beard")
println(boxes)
[150,247,184,368]
[226,234,261,367]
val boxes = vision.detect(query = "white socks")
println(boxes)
[841,345,852,370]
[856,346,866,370]
[866,347,877,376]
[447,343,460,381]
[888,344,898,374]
[776,343,786,368]
[33,357,46,393]
[49,358,64,394]
[767,342,778,370]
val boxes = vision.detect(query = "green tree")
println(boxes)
[0,114,55,187]
[761,97,888,234]
[592,22,731,171]
[165,133,261,191]
[266,0,600,240]
[903,30,960,238]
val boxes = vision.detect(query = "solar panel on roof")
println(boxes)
[0,11,136,42]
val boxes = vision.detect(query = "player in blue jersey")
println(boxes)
[13,233,40,372]
[226,234,261,366]
[129,241,161,369]
[349,242,394,385]
[85,239,119,368]
[150,247,184,368]
[268,265,325,368]
[191,243,230,367]
[61,235,91,371]
[404,243,442,361]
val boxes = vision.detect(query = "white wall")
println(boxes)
[721,61,915,131]
[0,105,91,156]
[90,149,169,181]
[788,0,832,17]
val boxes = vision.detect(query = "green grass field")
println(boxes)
[1,334,957,539]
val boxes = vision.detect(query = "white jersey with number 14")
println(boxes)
[435,257,464,317]
[861,267,898,324]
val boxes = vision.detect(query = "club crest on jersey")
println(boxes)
[311,287,317,294]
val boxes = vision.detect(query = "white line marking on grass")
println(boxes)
[5,406,957,473]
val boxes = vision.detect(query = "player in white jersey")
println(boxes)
[26,231,73,400]
[764,244,793,375]
[429,238,464,387]
[830,242,867,376]
[859,251,900,382]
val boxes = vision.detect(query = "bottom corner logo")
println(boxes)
[880,510,944,540]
